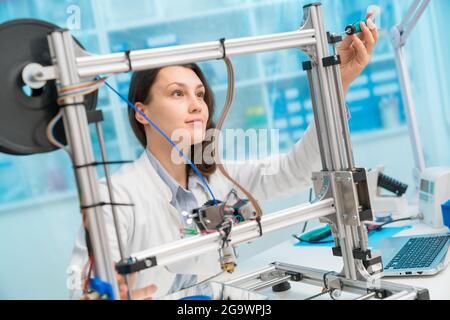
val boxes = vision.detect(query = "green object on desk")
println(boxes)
[295,225,413,248]
[299,224,331,242]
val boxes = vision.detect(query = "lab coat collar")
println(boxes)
[145,149,206,201]
[135,151,173,203]
[145,149,180,202]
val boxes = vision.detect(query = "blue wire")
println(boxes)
[104,81,218,205]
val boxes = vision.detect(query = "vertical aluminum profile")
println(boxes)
[49,30,120,299]
[301,3,363,280]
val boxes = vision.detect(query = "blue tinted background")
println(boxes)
[0,0,449,299]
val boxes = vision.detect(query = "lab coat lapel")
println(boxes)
[135,152,183,227]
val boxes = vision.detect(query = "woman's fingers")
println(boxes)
[117,273,136,287]
[351,35,369,63]
[340,15,378,56]
[118,274,157,300]
[117,272,141,300]
[366,11,375,20]
[339,32,355,51]
[359,20,376,55]
[338,12,379,87]
[359,16,379,41]
[367,18,379,43]
[132,284,158,300]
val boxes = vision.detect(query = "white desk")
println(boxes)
[232,221,450,300]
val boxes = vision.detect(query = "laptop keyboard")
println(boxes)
[385,235,450,270]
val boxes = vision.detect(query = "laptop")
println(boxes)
[374,233,450,277]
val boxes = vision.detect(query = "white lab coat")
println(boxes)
[69,124,321,299]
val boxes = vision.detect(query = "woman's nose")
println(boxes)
[188,95,202,113]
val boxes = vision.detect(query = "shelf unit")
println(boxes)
[104,0,272,33]
[0,0,410,210]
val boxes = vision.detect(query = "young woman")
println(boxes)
[69,18,378,300]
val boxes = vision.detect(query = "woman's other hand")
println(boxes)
[338,12,379,95]
[117,273,157,300]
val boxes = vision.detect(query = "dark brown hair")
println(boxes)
[128,64,217,176]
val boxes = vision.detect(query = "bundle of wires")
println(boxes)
[47,78,108,152]
[46,109,66,151]
[213,56,264,222]
[57,77,107,105]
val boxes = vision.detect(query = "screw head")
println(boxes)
[145,259,153,267]
[331,290,342,299]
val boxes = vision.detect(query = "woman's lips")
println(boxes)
[185,120,203,126]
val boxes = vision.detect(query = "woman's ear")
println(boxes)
[135,102,150,125]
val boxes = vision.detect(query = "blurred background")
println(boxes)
[0,0,449,299]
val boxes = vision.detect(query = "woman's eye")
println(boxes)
[197,92,205,98]
[172,90,184,97]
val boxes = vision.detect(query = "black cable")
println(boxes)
[59,102,84,108]
[182,271,225,292]
[74,160,133,169]
[304,271,338,300]
[304,289,331,300]
[376,217,413,229]
[291,233,335,245]
[367,217,415,233]
[125,50,132,72]
[323,271,338,300]
[300,223,308,235]
[300,188,314,234]
[218,220,233,249]
[255,216,263,237]
[294,217,417,244]
[293,236,335,245]
[80,202,134,210]
[219,38,226,59]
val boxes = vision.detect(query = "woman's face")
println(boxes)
[137,66,210,147]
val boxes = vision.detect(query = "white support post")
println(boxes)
[391,0,431,183]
